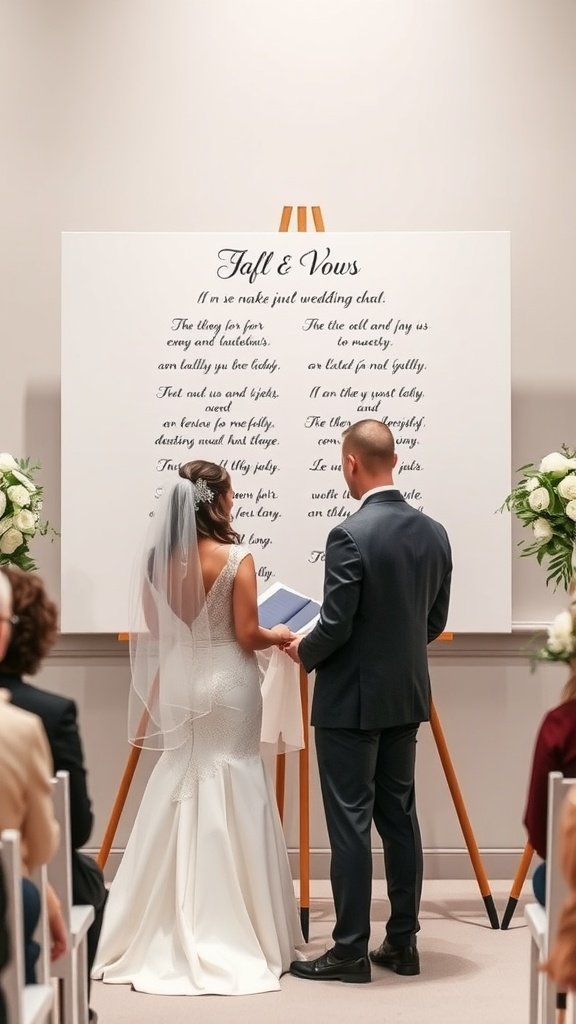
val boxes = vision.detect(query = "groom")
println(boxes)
[287,419,452,983]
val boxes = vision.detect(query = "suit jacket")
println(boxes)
[299,490,452,730]
[0,675,94,852]
[0,694,59,871]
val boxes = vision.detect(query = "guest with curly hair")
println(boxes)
[0,569,66,986]
[0,567,105,1023]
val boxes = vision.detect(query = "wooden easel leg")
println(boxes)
[276,204,317,938]
[97,665,159,870]
[279,206,292,231]
[501,841,534,929]
[299,666,310,941]
[311,206,325,231]
[429,700,500,928]
[96,745,142,870]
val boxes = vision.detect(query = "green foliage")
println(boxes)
[0,454,57,572]
[501,445,576,591]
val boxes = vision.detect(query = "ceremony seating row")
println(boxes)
[0,771,94,1024]
[0,830,53,1024]
[49,773,94,1024]
[525,772,576,1024]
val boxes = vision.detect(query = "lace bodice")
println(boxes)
[165,543,261,797]
[205,544,250,642]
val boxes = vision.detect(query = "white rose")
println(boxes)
[13,509,36,534]
[557,474,576,501]
[0,453,18,472]
[0,516,13,536]
[566,500,576,522]
[525,477,540,492]
[6,484,31,508]
[0,527,24,555]
[539,452,572,477]
[11,470,36,493]
[533,518,553,544]
[528,487,550,513]
[546,610,575,656]
[0,492,5,518]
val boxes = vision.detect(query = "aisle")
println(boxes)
[91,879,530,1024]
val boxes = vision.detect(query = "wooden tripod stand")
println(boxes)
[97,206,499,937]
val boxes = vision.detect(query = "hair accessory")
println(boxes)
[192,478,215,512]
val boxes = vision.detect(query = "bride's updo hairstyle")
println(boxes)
[179,460,240,545]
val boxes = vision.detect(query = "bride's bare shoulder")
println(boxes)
[197,539,233,556]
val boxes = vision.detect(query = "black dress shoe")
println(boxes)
[290,949,371,983]
[369,938,420,976]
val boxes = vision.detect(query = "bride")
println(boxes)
[93,460,303,995]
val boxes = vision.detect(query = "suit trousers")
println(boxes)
[314,723,422,958]
[22,878,41,985]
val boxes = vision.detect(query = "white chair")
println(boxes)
[0,829,54,1024]
[525,772,575,1024]
[48,773,94,1024]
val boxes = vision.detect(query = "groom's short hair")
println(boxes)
[342,420,395,470]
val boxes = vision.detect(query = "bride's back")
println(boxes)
[196,539,232,596]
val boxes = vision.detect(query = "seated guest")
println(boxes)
[524,598,576,906]
[0,692,68,978]
[0,567,105,1018]
[0,569,67,981]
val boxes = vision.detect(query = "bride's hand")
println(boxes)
[270,624,296,647]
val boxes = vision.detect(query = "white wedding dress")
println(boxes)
[93,545,303,995]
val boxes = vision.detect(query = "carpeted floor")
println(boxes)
[91,880,531,1024]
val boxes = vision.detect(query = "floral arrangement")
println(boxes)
[0,452,53,571]
[502,446,576,590]
[534,595,576,666]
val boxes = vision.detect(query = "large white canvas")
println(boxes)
[61,231,510,633]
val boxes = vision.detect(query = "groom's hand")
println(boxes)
[285,637,302,664]
[270,624,295,646]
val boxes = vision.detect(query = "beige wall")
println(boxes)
[2,0,576,877]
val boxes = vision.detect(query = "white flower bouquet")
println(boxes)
[538,609,575,663]
[532,588,576,669]
[502,445,576,590]
[0,452,54,571]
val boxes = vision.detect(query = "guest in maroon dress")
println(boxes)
[524,665,576,905]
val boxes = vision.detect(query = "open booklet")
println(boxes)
[257,581,321,634]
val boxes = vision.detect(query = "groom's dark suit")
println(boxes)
[299,489,452,957]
